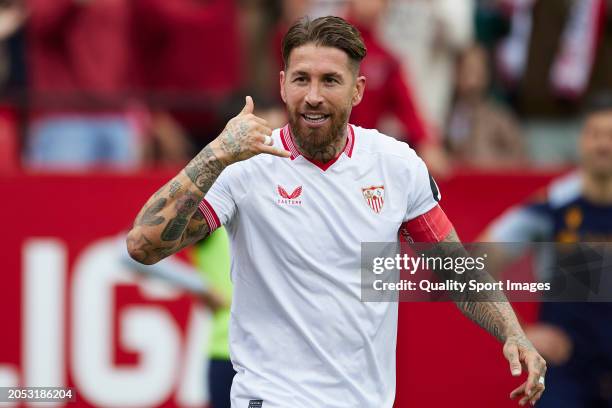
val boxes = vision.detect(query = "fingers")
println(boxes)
[524,354,546,398]
[240,95,255,116]
[528,386,545,406]
[248,114,271,127]
[509,356,547,406]
[258,143,291,158]
[504,342,522,376]
[509,382,526,400]
[511,381,544,406]
[256,123,273,137]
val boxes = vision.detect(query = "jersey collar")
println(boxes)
[280,124,355,171]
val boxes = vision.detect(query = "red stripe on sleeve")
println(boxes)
[399,205,453,243]
[198,198,221,233]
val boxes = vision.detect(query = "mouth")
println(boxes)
[301,113,330,126]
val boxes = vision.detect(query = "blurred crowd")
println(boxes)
[0,0,611,174]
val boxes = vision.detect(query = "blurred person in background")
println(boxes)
[497,0,612,165]
[0,0,25,172]
[346,0,450,175]
[483,94,612,407]
[119,228,233,407]
[25,0,140,170]
[447,44,527,168]
[190,228,233,408]
[131,0,243,164]
[380,0,474,134]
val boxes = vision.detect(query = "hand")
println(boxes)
[211,96,290,165]
[504,334,547,406]
[525,323,573,366]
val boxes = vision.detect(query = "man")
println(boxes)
[484,95,612,407]
[127,16,545,407]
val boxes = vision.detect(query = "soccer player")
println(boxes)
[127,16,546,407]
[483,94,612,407]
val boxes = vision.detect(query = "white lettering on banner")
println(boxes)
[7,237,207,407]
[0,365,19,407]
[71,239,180,407]
[23,239,66,408]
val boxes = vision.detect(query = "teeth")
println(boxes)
[304,114,326,121]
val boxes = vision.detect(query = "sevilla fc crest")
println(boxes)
[362,185,385,214]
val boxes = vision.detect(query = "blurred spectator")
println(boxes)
[497,0,612,165]
[190,228,233,408]
[482,94,612,408]
[474,0,511,50]
[498,0,612,115]
[380,0,474,132]
[131,0,243,158]
[0,0,25,172]
[347,0,449,175]
[25,0,140,170]
[447,44,527,168]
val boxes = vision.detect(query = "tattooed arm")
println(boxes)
[126,96,290,265]
[428,229,547,406]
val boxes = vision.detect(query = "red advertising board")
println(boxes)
[0,169,562,407]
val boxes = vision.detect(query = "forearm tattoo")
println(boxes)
[427,230,524,342]
[135,197,167,226]
[130,119,255,263]
[161,192,199,241]
[129,146,221,263]
[185,145,225,193]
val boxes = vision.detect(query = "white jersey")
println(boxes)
[198,124,449,408]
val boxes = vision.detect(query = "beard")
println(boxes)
[287,104,350,161]
[582,153,612,180]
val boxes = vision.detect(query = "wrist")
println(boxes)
[208,140,233,166]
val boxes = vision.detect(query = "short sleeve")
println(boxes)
[403,155,441,222]
[198,163,244,233]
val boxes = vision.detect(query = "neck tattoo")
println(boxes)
[292,127,347,163]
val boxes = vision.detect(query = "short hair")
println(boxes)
[281,16,367,72]
[583,92,612,117]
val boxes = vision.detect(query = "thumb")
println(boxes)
[505,343,522,376]
[240,95,254,115]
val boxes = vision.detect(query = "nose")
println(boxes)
[304,82,323,107]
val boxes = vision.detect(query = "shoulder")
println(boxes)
[353,124,423,169]
[520,172,582,211]
[546,171,582,209]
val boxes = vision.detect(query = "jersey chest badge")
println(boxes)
[362,185,385,214]
[277,184,303,206]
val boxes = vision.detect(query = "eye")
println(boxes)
[293,76,307,84]
[324,77,339,85]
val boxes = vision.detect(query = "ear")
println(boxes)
[280,71,287,103]
[351,75,366,107]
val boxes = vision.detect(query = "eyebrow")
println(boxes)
[290,71,344,80]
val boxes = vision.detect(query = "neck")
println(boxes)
[582,171,612,204]
[292,126,348,163]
